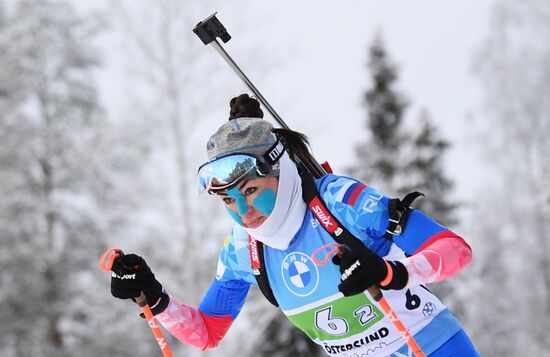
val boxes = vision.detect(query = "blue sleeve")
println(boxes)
[319,175,392,254]
[198,278,250,319]
[198,226,255,319]
[391,209,450,255]
[318,174,449,256]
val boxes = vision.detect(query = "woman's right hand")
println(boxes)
[110,253,169,315]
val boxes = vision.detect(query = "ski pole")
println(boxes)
[100,248,174,357]
[368,286,426,357]
[193,13,426,357]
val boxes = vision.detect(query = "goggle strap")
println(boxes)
[263,138,285,165]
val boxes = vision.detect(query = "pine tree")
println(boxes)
[399,109,458,227]
[349,32,457,226]
[347,32,462,322]
[350,32,408,195]
[0,1,155,356]
[464,0,550,355]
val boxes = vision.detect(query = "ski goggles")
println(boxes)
[198,139,285,193]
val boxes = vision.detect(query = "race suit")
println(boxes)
[156,174,473,356]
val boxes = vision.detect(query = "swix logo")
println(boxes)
[248,235,260,269]
[111,272,136,280]
[310,198,337,234]
[250,239,259,262]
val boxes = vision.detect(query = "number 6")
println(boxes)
[315,307,349,335]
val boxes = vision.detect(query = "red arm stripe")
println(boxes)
[199,312,235,350]
[412,230,463,254]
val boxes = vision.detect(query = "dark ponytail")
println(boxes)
[272,128,313,164]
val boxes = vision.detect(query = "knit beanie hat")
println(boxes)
[206,117,283,176]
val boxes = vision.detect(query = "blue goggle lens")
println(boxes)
[197,154,263,193]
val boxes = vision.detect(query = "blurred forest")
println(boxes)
[0,0,548,356]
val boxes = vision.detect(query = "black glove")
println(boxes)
[333,245,408,296]
[110,252,169,315]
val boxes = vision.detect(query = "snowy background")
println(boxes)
[1,0,549,356]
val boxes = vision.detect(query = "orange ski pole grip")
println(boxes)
[99,248,173,357]
[99,248,121,272]
[367,286,426,357]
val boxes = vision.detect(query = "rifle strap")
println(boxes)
[248,235,279,307]
[250,173,422,307]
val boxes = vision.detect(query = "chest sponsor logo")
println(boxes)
[281,252,320,297]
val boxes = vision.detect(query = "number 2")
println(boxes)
[354,304,378,325]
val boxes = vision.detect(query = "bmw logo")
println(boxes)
[281,252,320,297]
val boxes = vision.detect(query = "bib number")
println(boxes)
[315,304,377,336]
[315,307,349,335]
[354,304,378,326]
[286,293,384,341]
[405,289,421,310]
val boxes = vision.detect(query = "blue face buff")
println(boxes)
[224,186,277,226]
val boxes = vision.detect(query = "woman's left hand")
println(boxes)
[333,245,409,296]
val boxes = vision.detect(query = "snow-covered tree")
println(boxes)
[346,32,464,327]
[99,2,251,356]
[105,0,227,298]
[464,0,550,355]
[349,32,408,195]
[349,33,457,226]
[399,109,458,227]
[0,1,164,355]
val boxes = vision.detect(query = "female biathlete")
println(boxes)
[108,94,478,356]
